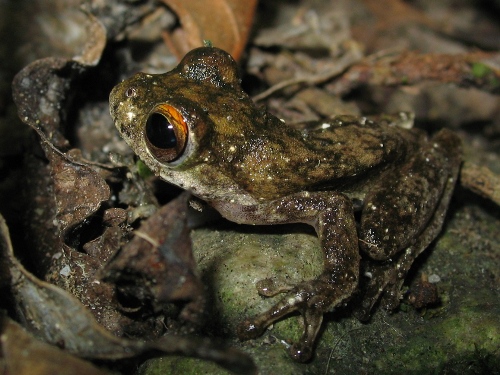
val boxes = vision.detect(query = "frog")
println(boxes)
[109,46,462,362]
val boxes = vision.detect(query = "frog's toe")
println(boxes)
[289,342,314,362]
[289,305,324,362]
[354,264,405,321]
[255,277,294,297]
[236,292,303,341]
[236,318,267,340]
[237,281,329,362]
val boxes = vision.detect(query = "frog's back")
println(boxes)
[222,113,424,201]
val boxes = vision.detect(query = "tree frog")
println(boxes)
[109,47,461,362]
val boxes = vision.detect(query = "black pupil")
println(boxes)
[146,113,177,149]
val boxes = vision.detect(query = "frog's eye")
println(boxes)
[145,104,188,163]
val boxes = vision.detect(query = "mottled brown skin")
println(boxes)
[110,47,462,362]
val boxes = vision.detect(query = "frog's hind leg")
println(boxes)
[355,129,462,320]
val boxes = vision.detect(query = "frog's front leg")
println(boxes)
[212,192,360,362]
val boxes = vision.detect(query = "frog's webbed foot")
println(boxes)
[354,261,403,321]
[354,235,436,321]
[237,277,340,362]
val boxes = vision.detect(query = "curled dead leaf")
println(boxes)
[328,51,500,96]
[103,192,206,329]
[72,11,107,66]
[11,49,135,334]
[45,147,110,233]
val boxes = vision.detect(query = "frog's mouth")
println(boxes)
[108,86,119,120]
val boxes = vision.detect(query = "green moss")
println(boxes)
[439,308,499,353]
[192,224,323,339]
[373,336,448,373]
[371,324,498,374]
[138,356,231,375]
[136,159,153,179]
[242,344,305,374]
[490,77,500,89]
[471,62,491,78]
[369,289,500,374]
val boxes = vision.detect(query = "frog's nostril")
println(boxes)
[125,87,137,98]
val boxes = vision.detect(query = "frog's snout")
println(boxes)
[108,84,121,119]
[109,81,131,124]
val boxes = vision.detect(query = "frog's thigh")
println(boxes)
[359,129,460,261]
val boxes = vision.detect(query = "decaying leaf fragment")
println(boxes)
[460,162,500,206]
[47,147,110,233]
[1,317,112,375]
[12,8,107,148]
[1,212,139,358]
[328,51,500,96]
[103,192,206,329]
[161,0,257,60]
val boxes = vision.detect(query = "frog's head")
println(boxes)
[109,47,262,197]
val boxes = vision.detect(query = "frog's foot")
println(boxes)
[355,200,451,321]
[354,262,403,321]
[237,277,341,362]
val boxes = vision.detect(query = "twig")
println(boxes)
[252,50,362,102]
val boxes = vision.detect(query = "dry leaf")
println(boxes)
[103,192,206,328]
[161,0,257,60]
[1,317,112,375]
[12,54,131,334]
[72,11,107,66]
[460,162,500,206]
[47,148,110,232]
